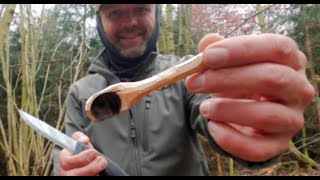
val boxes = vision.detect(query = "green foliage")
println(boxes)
[0,4,102,175]
[1,4,320,176]
[280,4,320,164]
[34,4,101,120]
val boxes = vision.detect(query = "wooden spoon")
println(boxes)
[85,53,205,122]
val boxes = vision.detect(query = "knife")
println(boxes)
[18,110,128,176]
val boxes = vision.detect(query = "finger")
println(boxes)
[186,63,315,107]
[207,121,290,162]
[200,98,304,134]
[198,33,225,53]
[64,156,108,176]
[72,131,94,148]
[297,50,309,75]
[202,33,304,71]
[60,149,98,170]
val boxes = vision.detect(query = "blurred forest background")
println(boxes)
[0,4,319,176]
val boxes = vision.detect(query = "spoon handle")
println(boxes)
[139,53,205,94]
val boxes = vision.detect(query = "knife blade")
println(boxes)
[18,110,128,176]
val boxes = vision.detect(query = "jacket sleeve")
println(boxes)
[52,84,88,175]
[181,55,281,169]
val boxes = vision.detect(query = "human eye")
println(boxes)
[134,6,150,16]
[108,10,122,19]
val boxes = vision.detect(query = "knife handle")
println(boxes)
[74,142,128,176]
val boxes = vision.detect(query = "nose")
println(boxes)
[121,14,138,27]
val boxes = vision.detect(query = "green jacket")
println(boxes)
[53,51,277,176]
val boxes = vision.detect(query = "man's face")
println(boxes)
[99,4,156,58]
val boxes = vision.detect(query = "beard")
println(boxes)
[118,43,147,58]
[109,25,153,59]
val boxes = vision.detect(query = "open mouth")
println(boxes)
[120,34,141,40]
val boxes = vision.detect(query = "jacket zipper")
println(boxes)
[129,109,142,176]
[143,98,151,152]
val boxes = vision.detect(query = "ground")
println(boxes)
[200,136,320,176]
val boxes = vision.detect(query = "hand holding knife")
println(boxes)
[18,110,128,176]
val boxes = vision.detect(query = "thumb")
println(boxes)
[198,33,225,53]
[72,131,94,148]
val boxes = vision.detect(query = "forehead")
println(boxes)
[100,4,155,10]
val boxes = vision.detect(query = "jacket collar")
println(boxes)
[88,50,159,84]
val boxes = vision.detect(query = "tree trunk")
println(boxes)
[158,4,167,54]
[0,5,5,17]
[0,4,18,176]
[177,4,193,56]
[19,4,31,175]
[184,4,192,54]
[257,4,268,33]
[166,4,175,54]
[73,4,87,83]
[78,4,88,79]
[177,5,186,56]
[19,4,44,175]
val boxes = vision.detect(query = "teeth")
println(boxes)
[122,35,139,39]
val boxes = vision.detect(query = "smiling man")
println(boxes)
[99,4,156,58]
[53,4,315,176]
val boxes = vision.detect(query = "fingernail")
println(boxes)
[188,73,205,90]
[78,136,87,143]
[208,121,218,137]
[87,151,97,162]
[98,158,108,169]
[204,48,229,67]
[200,100,211,116]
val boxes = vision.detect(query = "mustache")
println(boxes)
[116,25,146,37]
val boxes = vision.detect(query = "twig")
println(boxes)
[284,137,320,156]
[0,117,9,150]
[42,98,52,121]
[293,132,320,145]
[297,137,320,151]
[225,4,276,37]
[37,64,51,112]
[35,42,46,74]
[43,145,53,176]
[9,60,65,68]
[0,4,5,18]
[0,84,6,91]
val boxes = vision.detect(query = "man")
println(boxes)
[53,4,315,176]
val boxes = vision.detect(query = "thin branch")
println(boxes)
[56,103,66,131]
[13,65,22,99]
[37,64,51,112]
[9,60,65,68]
[0,84,6,91]
[0,4,5,18]
[0,117,9,150]
[284,136,320,156]
[42,97,52,123]
[225,4,276,37]
[43,145,53,176]
[36,42,46,74]
[0,5,16,46]
[293,132,320,145]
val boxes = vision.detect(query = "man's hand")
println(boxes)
[186,33,315,162]
[59,132,108,176]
